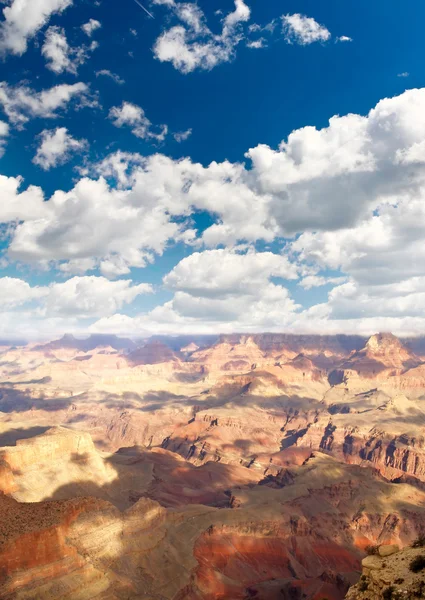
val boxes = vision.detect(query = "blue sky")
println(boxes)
[1,0,425,339]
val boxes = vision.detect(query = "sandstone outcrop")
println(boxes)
[346,545,425,600]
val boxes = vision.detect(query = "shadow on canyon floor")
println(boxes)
[101,388,325,416]
[43,444,263,510]
[0,426,51,447]
[40,445,425,600]
[0,387,74,413]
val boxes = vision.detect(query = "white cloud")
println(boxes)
[164,248,298,296]
[96,69,125,85]
[325,278,425,320]
[0,275,152,318]
[337,35,352,43]
[33,127,88,170]
[0,81,91,128]
[282,13,331,45]
[91,88,425,333]
[244,88,425,235]
[0,277,47,308]
[0,0,72,56]
[290,186,425,328]
[292,191,425,300]
[299,275,347,290]
[82,150,146,186]
[0,121,9,137]
[7,87,425,272]
[3,88,425,334]
[0,120,9,158]
[42,276,153,317]
[93,288,299,335]
[246,38,267,49]
[81,18,101,37]
[398,72,409,78]
[42,26,98,74]
[109,101,168,142]
[173,128,192,142]
[89,249,299,335]
[6,169,183,275]
[0,174,46,223]
[153,0,251,73]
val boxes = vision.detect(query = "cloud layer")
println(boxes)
[1,88,425,336]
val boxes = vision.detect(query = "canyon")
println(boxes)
[1,332,425,599]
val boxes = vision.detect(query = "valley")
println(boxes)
[1,332,425,599]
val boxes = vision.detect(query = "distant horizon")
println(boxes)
[5,330,425,346]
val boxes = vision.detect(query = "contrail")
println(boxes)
[132,0,155,18]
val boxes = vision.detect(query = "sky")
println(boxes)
[1,0,425,340]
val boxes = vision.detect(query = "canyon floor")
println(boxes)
[1,332,425,599]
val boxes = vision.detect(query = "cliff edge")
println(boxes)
[346,543,425,600]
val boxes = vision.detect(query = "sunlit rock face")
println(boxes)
[2,333,425,598]
[346,545,425,600]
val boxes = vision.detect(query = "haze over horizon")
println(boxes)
[0,0,425,339]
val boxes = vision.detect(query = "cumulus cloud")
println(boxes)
[0,275,153,342]
[0,0,72,56]
[0,174,46,223]
[153,283,297,328]
[41,276,152,317]
[6,169,184,276]
[0,277,47,308]
[0,81,91,128]
[33,127,88,170]
[164,248,298,296]
[0,275,152,318]
[153,0,251,73]
[42,26,98,74]
[282,13,331,45]
[81,18,101,37]
[4,88,425,334]
[291,191,425,322]
[92,250,300,335]
[96,69,125,85]
[6,88,425,274]
[109,101,168,142]
[83,250,299,335]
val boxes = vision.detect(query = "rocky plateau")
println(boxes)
[2,332,425,599]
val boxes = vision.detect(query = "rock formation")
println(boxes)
[346,544,425,600]
[2,333,425,597]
